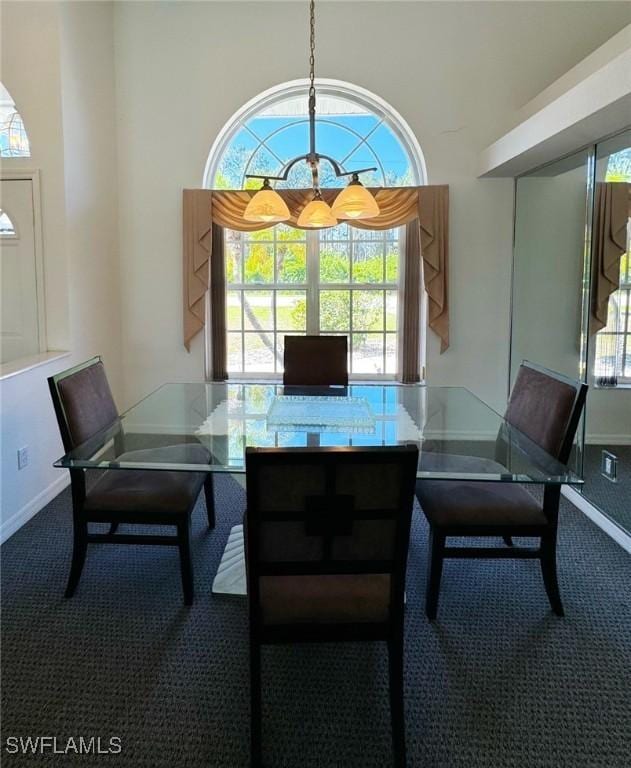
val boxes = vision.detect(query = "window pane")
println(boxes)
[352,333,384,375]
[386,290,397,331]
[244,243,274,283]
[227,332,243,372]
[244,332,274,372]
[277,242,306,283]
[225,233,243,283]
[276,223,305,241]
[0,209,16,236]
[320,242,350,283]
[385,240,399,282]
[385,333,397,374]
[353,227,385,241]
[226,290,242,330]
[276,290,306,331]
[320,290,350,331]
[321,222,350,241]
[352,290,384,331]
[243,290,273,331]
[594,333,623,378]
[352,241,384,283]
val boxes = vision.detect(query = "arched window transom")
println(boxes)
[0,83,30,158]
[207,80,425,191]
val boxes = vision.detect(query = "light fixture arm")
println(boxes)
[245,0,376,190]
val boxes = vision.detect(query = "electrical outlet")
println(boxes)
[601,450,617,482]
[17,446,29,470]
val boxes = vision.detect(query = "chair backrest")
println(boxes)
[245,444,419,628]
[504,361,588,463]
[283,335,348,386]
[48,357,119,451]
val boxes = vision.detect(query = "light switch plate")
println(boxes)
[17,446,29,470]
[601,450,617,483]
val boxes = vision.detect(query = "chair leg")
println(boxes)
[65,521,88,598]
[388,635,406,768]
[540,532,564,617]
[108,522,119,535]
[426,528,445,621]
[502,535,513,547]
[204,474,215,529]
[177,518,194,606]
[250,641,262,768]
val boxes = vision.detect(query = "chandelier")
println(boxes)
[243,0,380,229]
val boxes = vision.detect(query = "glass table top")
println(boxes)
[54,382,583,485]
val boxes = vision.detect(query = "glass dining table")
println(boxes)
[55,382,583,595]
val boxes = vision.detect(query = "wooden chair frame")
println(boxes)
[48,356,214,605]
[422,360,588,620]
[245,444,418,768]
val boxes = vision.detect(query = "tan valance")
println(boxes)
[590,182,630,334]
[183,186,450,355]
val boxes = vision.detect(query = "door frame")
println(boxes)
[1,169,47,355]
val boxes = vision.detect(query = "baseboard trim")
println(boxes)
[1,473,70,545]
[584,436,631,446]
[562,485,631,554]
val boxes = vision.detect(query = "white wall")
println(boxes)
[113,1,631,413]
[0,2,122,541]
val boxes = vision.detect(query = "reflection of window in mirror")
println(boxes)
[1,179,46,366]
[593,134,631,387]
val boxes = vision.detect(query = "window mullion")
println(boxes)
[306,229,319,334]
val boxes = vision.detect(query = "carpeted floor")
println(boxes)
[1,476,631,767]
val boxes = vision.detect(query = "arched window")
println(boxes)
[205,80,426,378]
[0,83,30,158]
[205,79,425,190]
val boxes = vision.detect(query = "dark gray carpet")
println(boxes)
[2,477,631,768]
[581,445,631,534]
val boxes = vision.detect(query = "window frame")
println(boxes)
[594,251,631,387]
[222,225,406,381]
[0,169,48,375]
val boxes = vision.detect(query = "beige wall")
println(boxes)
[113,1,631,412]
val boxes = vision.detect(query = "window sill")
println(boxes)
[0,350,71,382]
[593,382,631,390]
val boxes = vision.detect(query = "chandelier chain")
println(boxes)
[309,0,316,101]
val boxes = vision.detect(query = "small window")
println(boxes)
[0,82,30,158]
[0,209,16,237]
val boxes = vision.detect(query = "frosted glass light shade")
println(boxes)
[332,180,380,220]
[244,188,290,223]
[296,198,337,229]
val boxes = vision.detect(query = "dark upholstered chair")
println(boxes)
[48,357,214,605]
[283,335,348,386]
[416,361,587,620]
[245,445,419,768]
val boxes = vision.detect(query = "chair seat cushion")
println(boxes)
[259,573,390,625]
[415,480,546,528]
[85,444,209,515]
